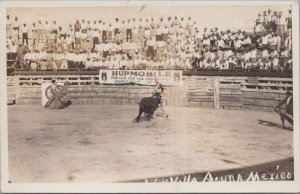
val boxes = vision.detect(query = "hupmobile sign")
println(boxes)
[99,70,183,85]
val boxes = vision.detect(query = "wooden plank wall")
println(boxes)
[218,77,245,110]
[186,76,214,108]
[17,85,160,105]
[241,77,292,111]
[8,75,293,112]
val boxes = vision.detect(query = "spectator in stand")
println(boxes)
[46,50,54,70]
[48,32,56,51]
[21,23,29,46]
[286,9,292,29]
[276,11,285,40]
[44,21,51,42]
[6,14,12,37]
[31,23,37,46]
[52,20,58,35]
[12,16,20,43]
[271,11,278,32]
[285,26,292,51]
[266,9,273,32]
[36,20,44,44]
[254,20,264,35]
[14,43,26,69]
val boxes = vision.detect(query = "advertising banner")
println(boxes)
[99,70,183,86]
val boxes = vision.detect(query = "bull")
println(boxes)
[135,92,162,123]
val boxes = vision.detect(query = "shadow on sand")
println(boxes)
[258,119,293,131]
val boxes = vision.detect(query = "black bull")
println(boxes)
[135,94,162,123]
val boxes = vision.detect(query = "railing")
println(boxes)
[11,69,293,78]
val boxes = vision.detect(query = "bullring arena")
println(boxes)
[7,73,294,182]
[4,4,295,184]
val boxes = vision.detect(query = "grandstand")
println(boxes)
[6,7,292,76]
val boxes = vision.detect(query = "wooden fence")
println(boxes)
[7,75,293,111]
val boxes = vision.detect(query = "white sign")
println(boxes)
[99,70,183,86]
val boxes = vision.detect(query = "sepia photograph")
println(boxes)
[0,0,299,193]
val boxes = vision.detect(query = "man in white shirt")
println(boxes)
[266,9,273,32]
[147,37,156,60]
[44,21,51,42]
[261,34,269,49]
[243,35,252,48]
[186,17,196,38]
[102,22,108,43]
[21,23,29,46]
[36,20,44,44]
[272,56,279,71]
[112,57,120,69]
[276,11,285,40]
[81,19,87,33]
[254,21,265,34]
[262,48,269,59]
[107,24,114,43]
[114,18,120,36]
[31,23,38,46]
[12,17,20,43]
[126,19,132,42]
[6,14,12,37]
[51,20,58,35]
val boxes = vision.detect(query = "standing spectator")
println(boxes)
[102,22,107,43]
[44,21,51,42]
[126,19,132,42]
[107,24,114,43]
[285,26,292,51]
[271,11,278,32]
[36,20,44,44]
[147,37,156,60]
[52,20,58,35]
[81,19,87,32]
[48,32,56,51]
[120,20,127,41]
[74,19,81,33]
[262,11,268,29]
[65,34,73,51]
[186,17,196,38]
[6,14,12,37]
[14,44,26,69]
[276,11,285,40]
[31,23,37,46]
[265,9,273,32]
[12,16,20,43]
[286,9,292,29]
[92,28,99,50]
[114,18,120,35]
[21,23,29,46]
[74,23,82,50]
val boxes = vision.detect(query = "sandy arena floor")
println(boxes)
[7,105,293,183]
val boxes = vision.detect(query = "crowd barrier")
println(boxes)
[7,74,293,112]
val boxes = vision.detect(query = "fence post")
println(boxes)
[14,75,20,104]
[213,77,220,109]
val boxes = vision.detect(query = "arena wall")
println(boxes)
[7,75,292,112]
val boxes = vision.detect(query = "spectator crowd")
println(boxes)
[6,8,292,72]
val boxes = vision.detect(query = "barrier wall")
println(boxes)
[7,75,293,112]
[16,85,167,105]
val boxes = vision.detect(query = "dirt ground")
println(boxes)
[7,105,293,183]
